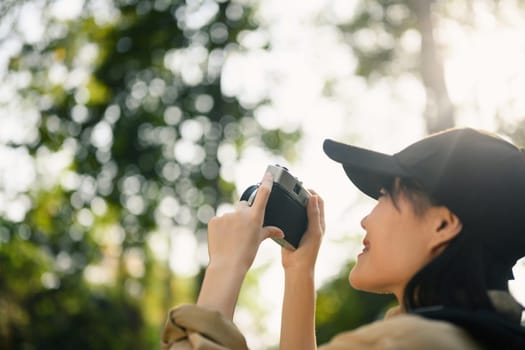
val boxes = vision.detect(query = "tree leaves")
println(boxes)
[0,1,289,348]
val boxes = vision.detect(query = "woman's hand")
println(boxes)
[206,171,284,272]
[197,172,284,319]
[281,191,325,272]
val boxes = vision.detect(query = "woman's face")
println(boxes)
[349,184,437,301]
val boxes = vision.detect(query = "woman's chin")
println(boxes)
[348,266,366,290]
[349,266,381,293]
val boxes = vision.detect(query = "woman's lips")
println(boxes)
[358,238,370,257]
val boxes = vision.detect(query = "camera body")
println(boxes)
[240,164,310,250]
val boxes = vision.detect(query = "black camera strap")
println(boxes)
[412,306,525,349]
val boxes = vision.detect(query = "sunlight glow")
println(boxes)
[170,228,199,277]
[50,0,85,21]
[443,15,525,129]
[1,0,525,347]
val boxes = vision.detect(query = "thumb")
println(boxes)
[262,226,284,240]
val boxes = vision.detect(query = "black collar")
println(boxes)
[412,306,525,350]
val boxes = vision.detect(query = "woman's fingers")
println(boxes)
[251,172,273,219]
[317,195,325,232]
[308,189,325,232]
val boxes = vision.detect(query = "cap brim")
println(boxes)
[323,139,409,199]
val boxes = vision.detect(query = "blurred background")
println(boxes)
[1,0,525,349]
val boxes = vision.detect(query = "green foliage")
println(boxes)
[0,0,300,348]
[0,217,145,349]
[338,0,417,79]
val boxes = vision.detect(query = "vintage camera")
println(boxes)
[240,164,310,250]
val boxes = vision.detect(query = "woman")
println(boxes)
[162,128,525,349]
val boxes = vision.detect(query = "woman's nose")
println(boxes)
[360,215,368,230]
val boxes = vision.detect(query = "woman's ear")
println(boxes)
[428,206,462,255]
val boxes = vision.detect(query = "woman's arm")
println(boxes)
[281,265,317,349]
[196,260,251,320]
[280,193,325,350]
[196,172,284,320]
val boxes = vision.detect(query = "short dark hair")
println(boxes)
[403,232,499,312]
[384,177,501,312]
[382,177,437,217]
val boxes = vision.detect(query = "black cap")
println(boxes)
[323,128,525,264]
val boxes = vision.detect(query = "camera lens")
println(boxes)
[240,185,259,205]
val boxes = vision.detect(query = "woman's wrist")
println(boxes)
[196,261,249,320]
[207,259,249,279]
[284,265,316,282]
[283,260,316,274]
